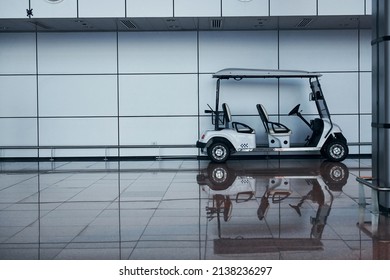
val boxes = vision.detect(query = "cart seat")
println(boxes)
[222,103,232,128]
[256,104,291,148]
[222,103,254,134]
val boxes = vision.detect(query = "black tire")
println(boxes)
[320,161,349,191]
[324,140,348,162]
[207,142,230,163]
[206,163,236,190]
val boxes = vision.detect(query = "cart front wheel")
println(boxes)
[208,142,230,163]
[324,140,348,162]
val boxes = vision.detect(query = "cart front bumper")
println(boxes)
[196,141,207,149]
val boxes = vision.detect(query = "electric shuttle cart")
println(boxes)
[196,68,349,163]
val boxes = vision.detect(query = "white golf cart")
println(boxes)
[196,68,349,163]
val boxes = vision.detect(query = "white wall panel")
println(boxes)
[78,0,125,18]
[359,145,371,154]
[0,0,29,18]
[118,32,197,74]
[318,73,359,114]
[222,0,269,17]
[127,0,173,17]
[366,0,372,15]
[199,74,279,116]
[360,115,371,144]
[0,119,37,146]
[360,72,371,114]
[318,0,365,15]
[30,0,77,18]
[347,145,359,155]
[0,76,37,117]
[279,30,358,72]
[270,0,316,16]
[0,33,36,74]
[40,148,118,158]
[198,116,215,134]
[119,74,197,116]
[174,0,221,17]
[120,147,197,157]
[38,33,117,74]
[279,78,318,115]
[360,29,372,72]
[0,25,371,158]
[199,31,278,72]
[198,74,219,118]
[120,117,198,145]
[38,75,117,117]
[0,149,38,158]
[39,118,118,146]
[332,115,359,144]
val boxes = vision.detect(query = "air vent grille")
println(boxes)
[296,18,313,28]
[210,19,223,29]
[120,20,138,30]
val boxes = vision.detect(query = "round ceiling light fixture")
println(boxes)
[45,0,64,4]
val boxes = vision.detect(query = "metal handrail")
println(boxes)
[356,176,390,191]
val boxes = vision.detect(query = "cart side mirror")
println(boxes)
[309,90,322,101]
[310,80,323,100]
[309,92,314,101]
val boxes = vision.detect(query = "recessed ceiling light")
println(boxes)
[45,0,64,4]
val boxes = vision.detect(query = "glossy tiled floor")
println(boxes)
[0,158,387,260]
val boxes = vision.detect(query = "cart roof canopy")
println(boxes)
[213,68,322,79]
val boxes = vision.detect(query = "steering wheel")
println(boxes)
[288,104,301,116]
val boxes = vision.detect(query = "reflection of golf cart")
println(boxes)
[196,68,349,163]
[197,161,349,254]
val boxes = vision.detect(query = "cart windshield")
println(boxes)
[310,79,331,119]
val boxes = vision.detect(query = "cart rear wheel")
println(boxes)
[207,142,230,163]
[324,140,348,162]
